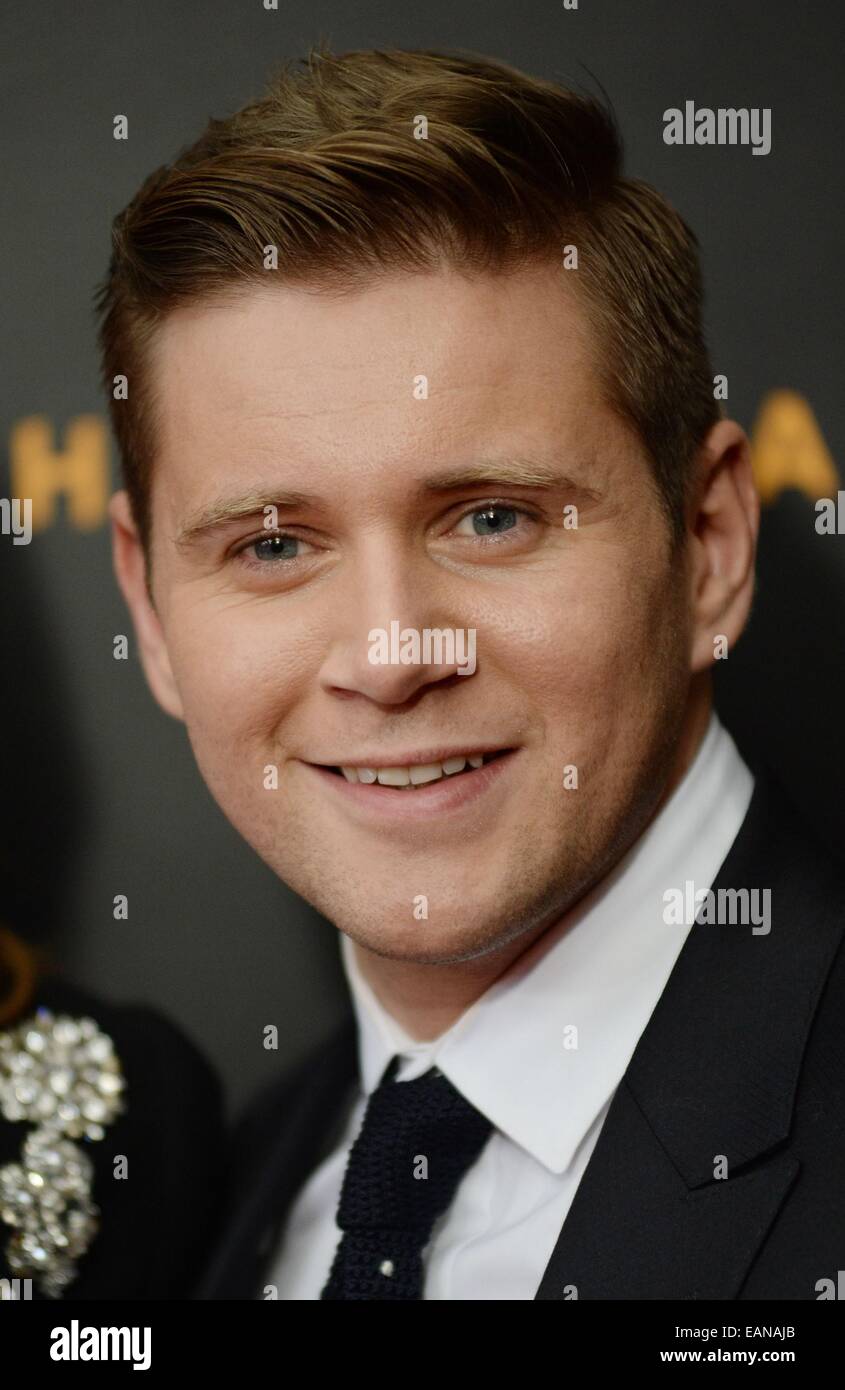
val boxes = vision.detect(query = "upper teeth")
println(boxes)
[341,754,486,786]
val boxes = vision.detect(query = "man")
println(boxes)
[98,46,845,1299]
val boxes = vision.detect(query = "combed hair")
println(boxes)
[95,44,719,551]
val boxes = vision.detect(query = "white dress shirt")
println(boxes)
[270,713,754,1299]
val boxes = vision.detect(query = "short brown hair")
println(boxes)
[95,44,719,553]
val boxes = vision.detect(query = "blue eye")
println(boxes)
[248,533,305,562]
[457,505,521,538]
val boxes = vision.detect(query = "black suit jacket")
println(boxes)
[198,772,845,1300]
[0,978,225,1299]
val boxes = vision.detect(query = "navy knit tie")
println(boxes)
[320,1056,493,1299]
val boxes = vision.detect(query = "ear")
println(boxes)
[688,419,760,673]
[109,491,185,721]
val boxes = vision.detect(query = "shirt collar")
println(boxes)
[340,713,754,1175]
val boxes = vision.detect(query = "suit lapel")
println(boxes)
[534,1079,800,1299]
[196,1017,357,1299]
[536,773,844,1299]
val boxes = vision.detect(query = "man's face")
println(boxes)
[141,264,693,963]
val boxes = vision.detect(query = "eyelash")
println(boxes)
[452,501,539,543]
[231,501,541,571]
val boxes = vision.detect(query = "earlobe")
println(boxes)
[688,421,760,673]
[109,492,185,721]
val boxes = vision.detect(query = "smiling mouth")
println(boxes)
[318,749,512,789]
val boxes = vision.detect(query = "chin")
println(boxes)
[331,892,548,967]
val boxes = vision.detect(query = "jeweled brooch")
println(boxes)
[0,1009,125,1297]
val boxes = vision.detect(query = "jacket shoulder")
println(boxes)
[230,1014,357,1186]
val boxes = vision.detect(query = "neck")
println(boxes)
[352,684,714,1041]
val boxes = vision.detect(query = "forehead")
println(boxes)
[147,265,626,515]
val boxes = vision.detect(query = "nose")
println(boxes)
[317,545,476,707]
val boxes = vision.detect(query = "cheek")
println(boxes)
[497,549,665,675]
[488,548,684,752]
[162,598,317,751]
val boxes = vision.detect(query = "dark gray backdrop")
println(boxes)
[2,0,843,1115]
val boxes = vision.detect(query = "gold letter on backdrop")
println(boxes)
[751,390,838,504]
[10,415,109,531]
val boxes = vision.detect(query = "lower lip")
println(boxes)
[304,752,518,822]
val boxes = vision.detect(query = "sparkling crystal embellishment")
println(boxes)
[0,1009,125,1297]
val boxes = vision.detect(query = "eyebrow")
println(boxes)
[175,458,600,548]
[422,459,600,495]
[176,489,317,549]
